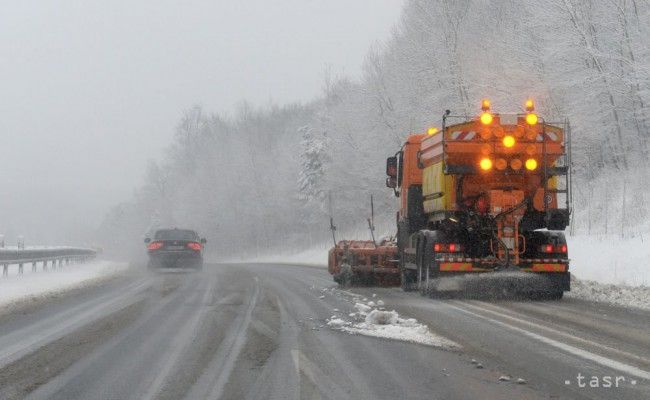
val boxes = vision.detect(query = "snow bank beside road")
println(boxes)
[568,234,649,286]
[568,279,650,311]
[0,260,129,309]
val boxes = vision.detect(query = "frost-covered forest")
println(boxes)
[99,0,650,259]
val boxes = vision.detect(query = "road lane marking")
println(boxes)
[458,300,650,365]
[291,349,301,375]
[446,302,650,381]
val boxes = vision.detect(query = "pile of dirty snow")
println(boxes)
[326,294,459,349]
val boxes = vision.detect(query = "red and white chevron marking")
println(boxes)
[536,131,559,142]
[449,131,477,140]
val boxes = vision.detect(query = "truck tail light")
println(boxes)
[187,242,202,251]
[433,243,462,253]
[147,241,163,250]
[540,244,567,253]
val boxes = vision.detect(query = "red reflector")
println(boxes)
[543,244,553,253]
[434,243,461,252]
[559,244,567,253]
[187,242,202,251]
[147,241,163,250]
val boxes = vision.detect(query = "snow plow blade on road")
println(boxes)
[328,240,399,287]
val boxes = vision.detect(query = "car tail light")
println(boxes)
[147,241,163,250]
[187,242,202,251]
[433,243,462,253]
[559,244,567,253]
[541,244,554,253]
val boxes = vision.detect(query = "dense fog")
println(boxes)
[0,1,401,248]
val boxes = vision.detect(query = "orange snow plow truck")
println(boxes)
[386,100,572,298]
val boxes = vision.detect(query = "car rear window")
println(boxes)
[154,229,198,240]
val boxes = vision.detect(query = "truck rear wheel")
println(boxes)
[415,232,431,296]
[417,230,446,298]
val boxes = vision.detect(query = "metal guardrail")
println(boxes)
[0,247,97,276]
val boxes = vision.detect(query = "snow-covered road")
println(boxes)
[0,262,647,399]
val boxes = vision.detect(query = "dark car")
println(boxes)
[144,228,206,270]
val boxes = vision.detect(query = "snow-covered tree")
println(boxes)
[297,125,329,204]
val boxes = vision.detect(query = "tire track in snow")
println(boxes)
[139,273,216,400]
[0,278,149,368]
[185,277,260,400]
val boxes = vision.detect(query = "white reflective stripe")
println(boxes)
[465,131,476,140]
[451,131,461,140]
[536,132,559,142]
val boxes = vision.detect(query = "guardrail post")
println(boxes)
[18,263,23,275]
[2,264,7,277]
[32,262,37,272]
[44,260,48,272]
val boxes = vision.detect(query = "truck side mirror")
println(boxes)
[144,238,151,244]
[386,176,397,189]
[386,156,398,177]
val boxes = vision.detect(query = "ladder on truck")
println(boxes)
[542,119,572,228]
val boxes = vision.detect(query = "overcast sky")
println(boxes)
[0,0,403,243]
